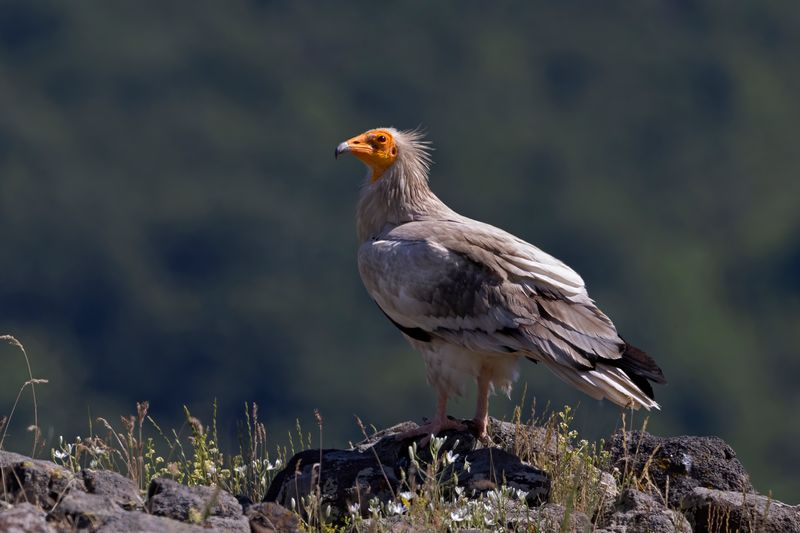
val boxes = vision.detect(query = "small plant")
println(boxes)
[512,403,612,524]
[2,336,686,531]
[0,335,48,457]
[51,400,285,502]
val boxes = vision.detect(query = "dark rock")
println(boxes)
[247,502,304,533]
[608,431,752,508]
[356,418,558,462]
[81,469,144,510]
[448,448,549,505]
[236,493,253,512]
[0,450,84,507]
[683,487,800,533]
[596,488,691,532]
[264,418,550,522]
[147,477,247,532]
[265,447,400,522]
[0,502,55,533]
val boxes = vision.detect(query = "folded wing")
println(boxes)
[358,218,627,371]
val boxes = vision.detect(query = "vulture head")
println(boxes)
[335,128,399,181]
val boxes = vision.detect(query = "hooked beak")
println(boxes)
[334,141,350,159]
[334,133,375,160]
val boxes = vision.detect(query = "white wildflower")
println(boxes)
[450,507,469,522]
[444,450,459,465]
[348,503,360,515]
[398,491,415,501]
[386,500,405,516]
[430,435,446,452]
[368,497,382,516]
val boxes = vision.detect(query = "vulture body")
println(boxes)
[336,127,666,439]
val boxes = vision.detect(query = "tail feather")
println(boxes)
[536,340,666,409]
[608,342,666,401]
[544,360,660,410]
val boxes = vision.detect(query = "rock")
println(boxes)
[264,447,401,522]
[0,502,55,533]
[95,511,212,532]
[682,487,800,533]
[361,516,435,533]
[0,450,85,507]
[147,477,248,532]
[49,491,121,528]
[264,418,550,522]
[447,448,549,505]
[81,469,144,510]
[247,502,304,533]
[596,488,691,532]
[360,501,588,532]
[49,488,243,532]
[608,431,752,508]
[357,418,558,461]
[523,502,591,531]
[482,418,561,459]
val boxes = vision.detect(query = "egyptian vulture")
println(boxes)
[335,127,666,440]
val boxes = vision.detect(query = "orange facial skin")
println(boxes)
[335,129,398,181]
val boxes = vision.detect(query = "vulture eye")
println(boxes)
[377,135,387,143]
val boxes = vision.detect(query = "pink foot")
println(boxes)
[473,417,490,443]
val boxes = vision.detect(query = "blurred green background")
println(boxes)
[1,1,799,502]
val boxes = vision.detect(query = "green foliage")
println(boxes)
[529,405,612,519]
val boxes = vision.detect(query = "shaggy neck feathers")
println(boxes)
[356,130,452,242]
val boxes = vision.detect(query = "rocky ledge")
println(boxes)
[0,450,298,533]
[2,419,798,532]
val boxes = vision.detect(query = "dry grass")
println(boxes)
[2,334,694,532]
[0,334,48,457]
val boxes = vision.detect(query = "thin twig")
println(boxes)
[354,416,397,501]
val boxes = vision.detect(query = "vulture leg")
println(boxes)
[393,390,466,442]
[473,368,491,441]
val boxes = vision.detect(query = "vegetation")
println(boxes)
[46,400,624,530]
[1,336,683,532]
